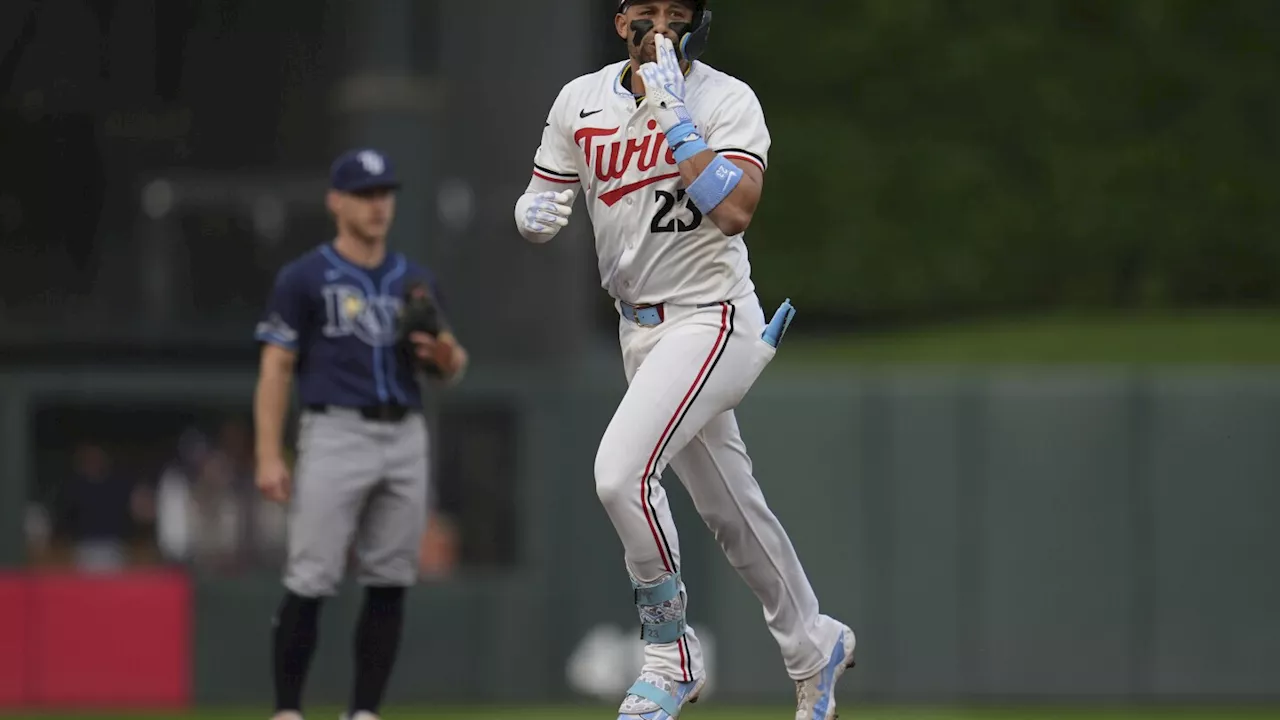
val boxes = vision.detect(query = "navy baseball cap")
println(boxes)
[329,148,401,193]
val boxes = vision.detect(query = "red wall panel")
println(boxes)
[0,570,190,710]
[0,576,29,705]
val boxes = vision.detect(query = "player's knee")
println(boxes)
[593,447,632,512]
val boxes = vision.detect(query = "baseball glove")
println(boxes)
[397,280,445,372]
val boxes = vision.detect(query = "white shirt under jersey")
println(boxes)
[525,59,770,307]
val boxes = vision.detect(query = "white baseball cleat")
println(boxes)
[339,712,379,720]
[794,624,857,720]
[617,670,706,720]
[271,713,303,720]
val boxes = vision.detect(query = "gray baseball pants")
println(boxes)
[283,407,429,597]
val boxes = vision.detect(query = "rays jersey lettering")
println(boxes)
[321,284,402,346]
[527,59,770,307]
[255,244,446,408]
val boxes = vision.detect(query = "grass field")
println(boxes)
[776,311,1280,365]
[6,706,1280,720]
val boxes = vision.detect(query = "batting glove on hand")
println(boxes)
[516,188,574,242]
[638,33,694,135]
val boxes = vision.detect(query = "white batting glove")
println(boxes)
[515,189,574,242]
[637,33,694,135]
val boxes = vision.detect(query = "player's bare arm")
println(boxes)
[254,342,296,503]
[672,149,762,237]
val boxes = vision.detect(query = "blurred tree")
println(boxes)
[705,0,1280,326]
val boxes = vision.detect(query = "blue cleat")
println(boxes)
[794,625,857,720]
[617,671,706,720]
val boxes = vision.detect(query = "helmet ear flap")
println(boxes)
[677,9,711,62]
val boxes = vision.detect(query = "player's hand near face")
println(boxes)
[636,33,691,136]
[639,33,765,238]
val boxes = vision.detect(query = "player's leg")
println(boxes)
[595,301,774,718]
[346,413,430,719]
[667,411,855,720]
[274,410,383,718]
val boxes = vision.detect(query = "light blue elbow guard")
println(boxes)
[633,572,686,644]
[762,298,796,348]
[686,154,743,213]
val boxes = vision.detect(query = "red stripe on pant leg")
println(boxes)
[678,637,690,682]
[637,303,729,683]
[639,302,729,572]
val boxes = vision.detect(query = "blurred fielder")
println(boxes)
[254,148,468,720]
[513,2,856,719]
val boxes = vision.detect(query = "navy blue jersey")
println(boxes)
[255,242,446,409]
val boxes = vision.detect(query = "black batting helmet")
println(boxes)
[616,0,712,63]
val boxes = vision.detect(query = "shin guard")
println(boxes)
[633,573,687,644]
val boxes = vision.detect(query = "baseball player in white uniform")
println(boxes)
[513,2,856,719]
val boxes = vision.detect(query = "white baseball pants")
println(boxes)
[594,292,845,684]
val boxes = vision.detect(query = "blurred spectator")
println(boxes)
[419,511,460,580]
[154,418,287,574]
[24,501,52,561]
[187,426,246,573]
[208,416,287,569]
[154,423,244,572]
[58,441,141,573]
[154,427,211,563]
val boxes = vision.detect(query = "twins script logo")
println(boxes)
[575,119,681,207]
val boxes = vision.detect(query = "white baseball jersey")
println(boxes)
[526,59,771,307]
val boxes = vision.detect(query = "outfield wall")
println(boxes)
[0,366,1277,708]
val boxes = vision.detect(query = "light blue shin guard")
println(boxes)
[633,573,686,644]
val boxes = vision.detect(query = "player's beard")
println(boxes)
[636,38,658,64]
[628,24,668,65]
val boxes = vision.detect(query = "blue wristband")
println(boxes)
[685,154,743,214]
[667,121,708,164]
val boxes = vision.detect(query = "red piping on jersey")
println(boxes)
[722,153,765,172]
[600,172,681,207]
[532,170,578,184]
